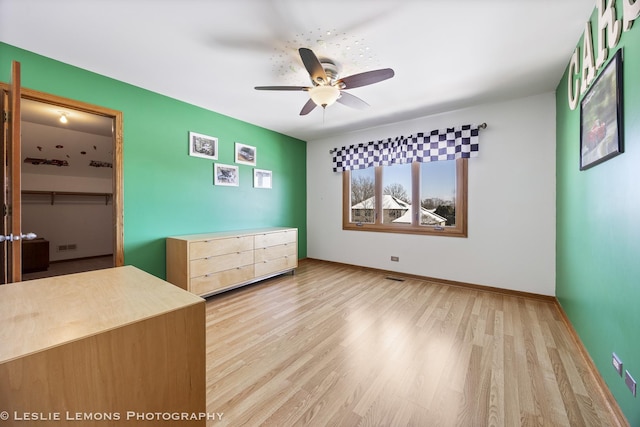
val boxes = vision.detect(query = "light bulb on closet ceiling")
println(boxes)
[59,113,68,124]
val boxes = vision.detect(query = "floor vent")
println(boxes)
[385,276,405,282]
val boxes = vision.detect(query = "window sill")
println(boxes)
[342,223,467,238]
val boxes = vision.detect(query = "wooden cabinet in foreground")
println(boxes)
[166,227,298,297]
[0,266,206,427]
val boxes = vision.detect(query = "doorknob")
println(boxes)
[0,232,37,242]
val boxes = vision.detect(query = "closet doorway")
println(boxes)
[18,90,123,280]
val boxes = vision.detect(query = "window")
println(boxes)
[343,158,467,237]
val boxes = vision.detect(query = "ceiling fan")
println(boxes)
[255,48,395,115]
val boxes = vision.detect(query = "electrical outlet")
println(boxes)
[612,353,623,376]
[625,370,637,397]
[390,256,399,262]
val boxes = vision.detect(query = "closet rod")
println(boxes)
[21,190,112,205]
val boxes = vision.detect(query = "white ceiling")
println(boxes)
[0,0,594,142]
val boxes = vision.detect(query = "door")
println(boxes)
[1,63,124,285]
[1,61,28,284]
[0,67,10,283]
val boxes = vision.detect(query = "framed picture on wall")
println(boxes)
[253,169,272,189]
[189,131,218,160]
[580,49,623,170]
[235,142,256,166]
[213,163,239,186]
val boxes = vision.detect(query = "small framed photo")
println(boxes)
[235,142,256,166]
[189,131,218,160]
[213,163,239,186]
[254,169,272,189]
[580,49,623,170]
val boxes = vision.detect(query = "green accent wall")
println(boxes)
[556,5,640,425]
[0,42,307,279]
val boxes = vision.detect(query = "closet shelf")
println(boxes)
[22,190,112,205]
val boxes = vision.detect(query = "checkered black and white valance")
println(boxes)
[331,124,480,172]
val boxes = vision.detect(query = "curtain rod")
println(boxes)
[329,123,487,154]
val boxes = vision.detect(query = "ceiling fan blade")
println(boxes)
[299,98,317,115]
[337,91,370,110]
[255,86,309,91]
[299,48,328,85]
[337,68,395,89]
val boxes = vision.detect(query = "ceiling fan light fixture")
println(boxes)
[309,85,340,108]
[256,47,394,116]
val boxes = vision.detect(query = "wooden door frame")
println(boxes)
[0,84,124,267]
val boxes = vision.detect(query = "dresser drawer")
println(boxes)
[190,265,254,296]
[190,250,254,278]
[254,242,297,263]
[254,254,297,278]
[254,230,297,249]
[190,236,253,260]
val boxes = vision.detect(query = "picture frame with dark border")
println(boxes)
[580,49,623,170]
[189,131,218,160]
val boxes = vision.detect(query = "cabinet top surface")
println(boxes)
[0,266,204,364]
[167,227,297,241]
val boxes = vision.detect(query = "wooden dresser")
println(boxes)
[0,266,206,426]
[166,227,297,297]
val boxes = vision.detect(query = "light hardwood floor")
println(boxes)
[205,259,624,427]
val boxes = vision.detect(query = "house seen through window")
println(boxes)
[344,158,467,237]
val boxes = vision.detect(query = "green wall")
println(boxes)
[0,43,307,279]
[556,5,640,425]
